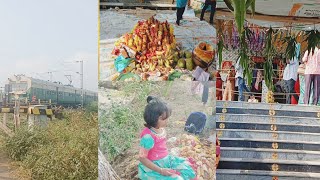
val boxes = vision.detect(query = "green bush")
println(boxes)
[99,81,171,161]
[99,104,142,161]
[5,127,48,161]
[5,110,98,180]
[85,101,98,114]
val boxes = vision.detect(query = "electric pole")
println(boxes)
[76,60,84,107]
[65,75,72,85]
[48,72,53,82]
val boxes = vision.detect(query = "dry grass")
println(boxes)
[3,109,98,180]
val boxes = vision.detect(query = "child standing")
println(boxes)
[176,0,188,26]
[138,96,196,180]
[223,66,236,101]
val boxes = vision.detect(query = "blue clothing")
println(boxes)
[238,77,251,101]
[177,0,188,8]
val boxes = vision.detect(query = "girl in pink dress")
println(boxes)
[138,96,196,180]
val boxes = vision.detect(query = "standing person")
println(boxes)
[200,0,216,24]
[302,47,320,105]
[251,70,263,102]
[176,0,188,26]
[283,46,299,104]
[223,66,236,101]
[138,96,196,179]
[235,57,251,101]
[216,71,223,100]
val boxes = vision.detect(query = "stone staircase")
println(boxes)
[216,101,320,180]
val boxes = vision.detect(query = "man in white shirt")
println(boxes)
[283,44,299,104]
[235,57,251,101]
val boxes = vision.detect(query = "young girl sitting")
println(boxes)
[138,96,196,180]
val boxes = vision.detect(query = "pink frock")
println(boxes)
[138,127,196,180]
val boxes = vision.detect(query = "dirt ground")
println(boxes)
[0,152,16,180]
[99,81,215,179]
[0,114,33,180]
[0,131,17,180]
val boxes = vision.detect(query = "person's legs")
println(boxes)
[181,6,186,19]
[176,7,183,25]
[209,1,216,23]
[289,79,296,104]
[285,79,295,104]
[176,8,180,24]
[227,82,232,101]
[234,86,239,101]
[292,87,299,103]
[312,74,320,105]
[238,77,244,101]
[231,85,235,101]
[242,79,251,93]
[304,74,312,104]
[284,80,289,103]
[217,89,222,100]
[202,81,209,104]
[200,3,209,21]
[222,83,229,101]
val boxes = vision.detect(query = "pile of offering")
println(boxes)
[111,16,206,81]
[175,134,215,180]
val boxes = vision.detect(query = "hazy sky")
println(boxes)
[0,1,98,91]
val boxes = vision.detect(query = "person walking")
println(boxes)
[176,0,188,26]
[283,44,299,104]
[302,47,320,105]
[235,57,251,101]
[200,0,216,24]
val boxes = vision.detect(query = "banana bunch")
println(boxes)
[157,45,175,68]
[266,90,275,103]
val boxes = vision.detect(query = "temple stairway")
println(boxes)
[216,101,320,180]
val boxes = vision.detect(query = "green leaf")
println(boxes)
[283,35,297,61]
[217,40,224,69]
[224,0,234,11]
[304,29,320,56]
[250,0,255,16]
[246,0,253,9]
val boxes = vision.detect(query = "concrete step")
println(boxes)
[217,100,320,113]
[219,138,320,151]
[216,169,320,180]
[216,107,320,118]
[218,158,320,173]
[220,147,320,161]
[216,121,320,133]
[216,101,320,178]
[216,113,320,126]
[217,129,320,142]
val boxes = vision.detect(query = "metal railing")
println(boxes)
[216,67,304,103]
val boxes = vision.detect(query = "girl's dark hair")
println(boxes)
[144,96,172,129]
